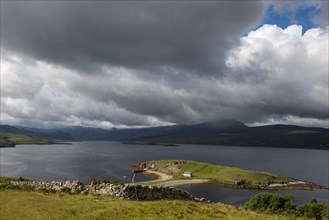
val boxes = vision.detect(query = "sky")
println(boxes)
[0,0,328,129]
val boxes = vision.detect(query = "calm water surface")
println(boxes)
[1,141,328,204]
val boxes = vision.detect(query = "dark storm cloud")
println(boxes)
[1,1,328,129]
[1,1,263,75]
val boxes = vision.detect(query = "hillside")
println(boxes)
[138,123,329,149]
[1,119,328,149]
[0,125,71,147]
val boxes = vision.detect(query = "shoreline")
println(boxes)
[137,169,329,191]
[151,179,212,187]
[137,170,211,187]
[2,142,73,147]
[122,141,178,147]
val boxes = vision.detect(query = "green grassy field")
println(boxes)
[145,160,294,184]
[0,190,299,220]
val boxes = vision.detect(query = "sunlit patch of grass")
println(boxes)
[147,160,294,184]
[0,190,299,219]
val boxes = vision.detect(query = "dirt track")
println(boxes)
[138,170,211,187]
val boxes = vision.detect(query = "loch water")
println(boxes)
[1,141,328,205]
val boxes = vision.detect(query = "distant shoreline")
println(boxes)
[122,141,178,147]
[0,141,72,148]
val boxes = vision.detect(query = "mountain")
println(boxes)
[191,119,247,129]
[0,125,72,146]
[1,120,328,149]
[123,121,328,150]
[1,125,73,140]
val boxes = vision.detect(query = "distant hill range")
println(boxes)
[0,125,71,147]
[1,120,328,149]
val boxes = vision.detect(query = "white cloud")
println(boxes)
[249,116,328,128]
[1,24,328,128]
[225,24,328,122]
[0,57,174,128]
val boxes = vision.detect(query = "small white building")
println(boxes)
[183,172,192,177]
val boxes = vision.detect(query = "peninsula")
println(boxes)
[135,160,328,190]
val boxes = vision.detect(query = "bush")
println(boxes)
[245,193,296,214]
[246,194,328,219]
[296,199,325,220]
[322,204,329,220]
[17,176,30,181]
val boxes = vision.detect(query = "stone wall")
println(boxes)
[0,181,206,201]
[91,183,195,200]
[1,180,86,194]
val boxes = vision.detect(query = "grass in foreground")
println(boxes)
[146,160,294,184]
[0,190,298,220]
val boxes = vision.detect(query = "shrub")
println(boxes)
[245,193,296,214]
[322,204,329,220]
[246,194,328,220]
[296,199,325,220]
[17,176,30,181]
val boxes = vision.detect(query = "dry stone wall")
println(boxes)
[0,180,86,193]
[0,180,205,201]
[91,183,195,200]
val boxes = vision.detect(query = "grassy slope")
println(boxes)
[0,190,298,220]
[7,135,57,144]
[147,160,294,184]
[0,135,64,146]
[0,125,64,146]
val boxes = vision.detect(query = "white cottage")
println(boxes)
[183,172,192,177]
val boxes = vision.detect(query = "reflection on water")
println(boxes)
[1,141,328,204]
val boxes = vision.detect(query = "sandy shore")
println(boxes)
[151,179,211,187]
[144,170,173,182]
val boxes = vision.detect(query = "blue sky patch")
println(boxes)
[263,5,292,29]
[255,4,320,33]
[295,5,320,31]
